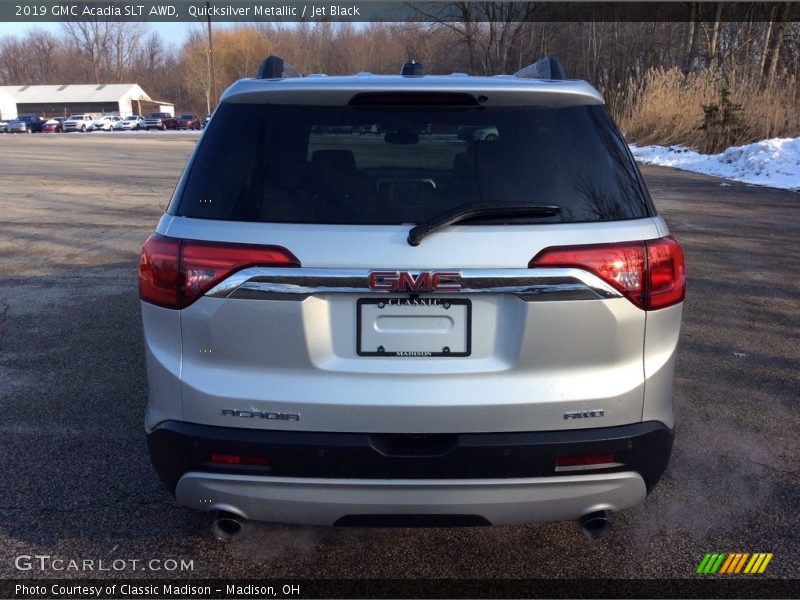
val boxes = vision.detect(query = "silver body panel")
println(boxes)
[176,471,647,526]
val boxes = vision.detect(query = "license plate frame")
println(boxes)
[357,298,472,357]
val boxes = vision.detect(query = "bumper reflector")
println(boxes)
[555,453,620,472]
[210,453,270,466]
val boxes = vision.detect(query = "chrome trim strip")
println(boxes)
[205,268,622,302]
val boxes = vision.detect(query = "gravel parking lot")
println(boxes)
[0,134,798,589]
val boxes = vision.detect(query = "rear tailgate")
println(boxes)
[166,217,658,434]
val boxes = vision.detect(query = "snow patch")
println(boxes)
[630,138,800,192]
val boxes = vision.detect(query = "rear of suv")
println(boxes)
[140,57,685,538]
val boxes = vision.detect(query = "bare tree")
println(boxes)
[682,3,699,73]
[765,2,792,82]
[110,22,147,82]
[182,30,213,114]
[708,2,723,66]
[0,37,26,84]
[411,2,538,74]
[61,20,111,83]
[23,29,62,83]
[759,7,777,75]
[60,20,144,84]
[138,31,166,73]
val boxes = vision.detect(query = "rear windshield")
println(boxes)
[174,102,652,224]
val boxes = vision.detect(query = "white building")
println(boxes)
[0,88,16,120]
[0,83,174,120]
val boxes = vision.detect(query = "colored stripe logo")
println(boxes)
[696,552,773,574]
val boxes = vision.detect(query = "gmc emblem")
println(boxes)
[368,271,461,293]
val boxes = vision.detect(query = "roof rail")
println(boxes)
[256,55,302,80]
[514,57,566,81]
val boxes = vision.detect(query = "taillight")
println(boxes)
[138,235,180,308]
[180,238,299,306]
[645,236,686,309]
[529,236,685,311]
[138,234,299,309]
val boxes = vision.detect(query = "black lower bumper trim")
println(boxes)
[147,421,673,495]
[333,514,492,527]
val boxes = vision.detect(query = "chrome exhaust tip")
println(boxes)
[579,510,613,540]
[211,510,245,541]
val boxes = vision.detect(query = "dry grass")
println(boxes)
[613,67,800,152]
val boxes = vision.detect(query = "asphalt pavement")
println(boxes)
[0,134,798,587]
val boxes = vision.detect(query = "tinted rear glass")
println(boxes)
[175,102,652,224]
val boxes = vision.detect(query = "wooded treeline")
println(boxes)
[0,2,797,150]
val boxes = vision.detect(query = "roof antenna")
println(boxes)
[401,60,425,77]
[257,55,302,79]
[514,57,566,80]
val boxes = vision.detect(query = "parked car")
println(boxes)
[42,117,67,133]
[140,56,685,541]
[145,112,178,130]
[176,114,201,130]
[113,115,147,131]
[7,115,47,133]
[200,115,212,129]
[457,125,500,141]
[6,119,32,133]
[63,114,95,133]
[0,119,8,133]
[93,115,122,131]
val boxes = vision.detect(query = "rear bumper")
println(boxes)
[148,420,672,524]
[176,471,647,526]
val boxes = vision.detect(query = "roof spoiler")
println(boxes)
[514,57,566,80]
[256,55,302,79]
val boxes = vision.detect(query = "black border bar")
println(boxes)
[2,2,800,23]
[3,578,800,599]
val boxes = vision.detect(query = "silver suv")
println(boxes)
[139,56,685,540]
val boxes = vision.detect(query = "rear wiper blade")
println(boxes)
[408,202,561,246]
